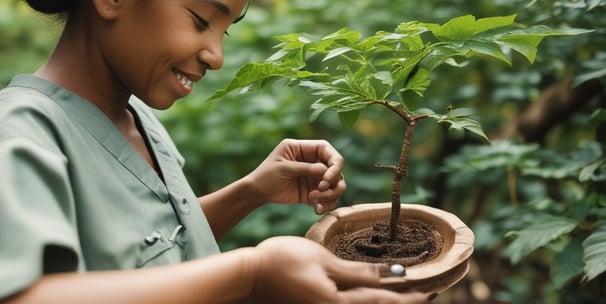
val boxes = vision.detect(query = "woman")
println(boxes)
[0,0,429,303]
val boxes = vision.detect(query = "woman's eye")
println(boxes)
[189,10,210,31]
[194,17,210,31]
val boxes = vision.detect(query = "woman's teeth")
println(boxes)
[173,69,194,89]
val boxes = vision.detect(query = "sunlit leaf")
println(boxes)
[497,26,593,63]
[579,158,606,182]
[496,36,542,63]
[424,15,478,41]
[583,224,606,281]
[207,62,320,101]
[509,25,594,37]
[466,39,511,65]
[321,28,361,45]
[323,47,355,61]
[424,14,516,42]
[473,14,517,33]
[274,33,310,50]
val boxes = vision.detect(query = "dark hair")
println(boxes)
[24,0,79,15]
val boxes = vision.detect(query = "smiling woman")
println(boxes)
[0,0,429,303]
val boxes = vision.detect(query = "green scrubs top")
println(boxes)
[0,75,220,299]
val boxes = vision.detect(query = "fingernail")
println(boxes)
[318,180,329,190]
[315,204,324,214]
[427,293,438,302]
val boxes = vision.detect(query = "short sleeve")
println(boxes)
[0,136,81,299]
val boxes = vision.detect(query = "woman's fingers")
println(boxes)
[338,289,429,304]
[308,183,344,213]
[327,260,430,303]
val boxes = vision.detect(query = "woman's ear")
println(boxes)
[91,0,123,19]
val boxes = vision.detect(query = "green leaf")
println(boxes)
[421,44,469,71]
[551,239,584,289]
[207,62,322,101]
[575,68,606,86]
[372,71,394,99]
[452,118,489,142]
[395,21,430,37]
[504,215,578,264]
[391,49,427,85]
[466,39,511,65]
[428,113,489,142]
[414,107,438,116]
[426,14,517,42]
[583,224,606,281]
[496,25,593,63]
[273,33,311,50]
[323,47,355,61]
[426,15,478,41]
[321,28,361,45]
[579,158,606,182]
[496,35,542,63]
[511,25,594,37]
[401,67,431,97]
[591,108,606,122]
[338,110,361,129]
[473,14,517,33]
[373,71,393,86]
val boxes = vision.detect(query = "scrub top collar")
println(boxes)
[8,74,171,202]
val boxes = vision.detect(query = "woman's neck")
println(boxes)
[35,10,131,123]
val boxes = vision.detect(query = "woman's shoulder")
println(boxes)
[0,75,72,146]
[0,74,66,114]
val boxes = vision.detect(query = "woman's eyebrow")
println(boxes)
[201,0,231,15]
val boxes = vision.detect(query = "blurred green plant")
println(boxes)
[443,134,606,301]
[0,0,61,86]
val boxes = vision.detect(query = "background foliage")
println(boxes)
[2,0,605,303]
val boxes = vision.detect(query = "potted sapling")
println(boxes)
[209,14,589,293]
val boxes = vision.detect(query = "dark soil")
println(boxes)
[335,220,444,266]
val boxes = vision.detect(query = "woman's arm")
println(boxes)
[3,237,429,304]
[3,247,257,304]
[199,139,346,240]
[198,175,264,241]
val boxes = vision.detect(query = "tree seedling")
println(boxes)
[210,14,590,241]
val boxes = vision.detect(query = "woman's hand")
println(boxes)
[245,236,429,304]
[244,138,346,214]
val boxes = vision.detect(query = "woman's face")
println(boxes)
[98,0,247,109]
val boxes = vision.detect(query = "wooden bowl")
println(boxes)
[305,203,474,293]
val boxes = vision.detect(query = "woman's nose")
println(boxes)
[198,38,224,70]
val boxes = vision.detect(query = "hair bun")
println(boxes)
[24,0,76,14]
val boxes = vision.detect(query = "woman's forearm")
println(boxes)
[199,175,265,241]
[3,247,259,304]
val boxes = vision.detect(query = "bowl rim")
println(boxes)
[305,203,475,283]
